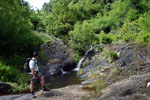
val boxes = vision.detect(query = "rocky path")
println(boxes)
[0,85,88,100]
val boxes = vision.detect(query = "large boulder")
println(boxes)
[40,39,74,76]
[40,38,70,60]
[45,64,62,76]
[0,82,11,93]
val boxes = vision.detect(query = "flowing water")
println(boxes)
[34,71,81,91]
[74,46,93,71]
[74,44,101,71]
[45,71,81,89]
[1,44,101,96]
[0,71,81,96]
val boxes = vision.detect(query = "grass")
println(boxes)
[109,51,119,63]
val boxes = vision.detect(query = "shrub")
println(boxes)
[0,62,18,82]
[71,50,82,64]
[33,31,56,42]
[143,34,150,43]
[69,21,98,53]
[0,61,30,93]
[98,31,113,44]
[7,82,29,93]
[7,72,29,93]
[109,51,119,63]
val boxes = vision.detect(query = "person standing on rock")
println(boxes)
[29,52,49,98]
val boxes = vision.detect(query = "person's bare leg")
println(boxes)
[40,76,49,91]
[30,82,34,92]
[40,76,45,87]
[30,82,36,98]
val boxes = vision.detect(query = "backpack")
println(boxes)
[24,58,36,73]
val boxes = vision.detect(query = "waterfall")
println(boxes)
[74,44,101,71]
[61,68,67,74]
[73,57,84,71]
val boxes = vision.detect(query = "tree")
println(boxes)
[0,0,43,58]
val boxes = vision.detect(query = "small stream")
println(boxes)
[0,45,98,96]
[35,71,81,91]
[0,71,81,96]
[33,45,99,92]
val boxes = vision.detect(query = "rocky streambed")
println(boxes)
[1,41,150,100]
[0,85,88,100]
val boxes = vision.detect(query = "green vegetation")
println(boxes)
[110,66,120,75]
[83,69,107,100]
[0,61,29,92]
[41,0,150,56]
[109,51,119,62]
[7,82,29,93]
[0,0,53,93]
[1,0,150,94]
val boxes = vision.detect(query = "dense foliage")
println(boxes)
[0,0,43,60]
[42,0,150,55]
[1,0,150,93]
[0,0,52,92]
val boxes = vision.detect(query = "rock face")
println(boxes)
[81,43,150,77]
[0,82,11,93]
[96,73,150,100]
[40,39,69,60]
[79,43,150,100]
[40,39,74,76]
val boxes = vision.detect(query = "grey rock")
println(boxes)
[80,72,90,79]
[40,38,69,60]
[46,65,62,76]
[40,39,74,77]
[0,82,11,93]
[79,43,150,100]
[81,79,94,85]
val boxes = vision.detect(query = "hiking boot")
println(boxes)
[31,91,36,98]
[42,86,49,91]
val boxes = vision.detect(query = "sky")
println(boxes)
[25,0,50,10]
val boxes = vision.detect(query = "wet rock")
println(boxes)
[62,58,74,71]
[81,79,94,85]
[46,64,62,76]
[80,72,90,79]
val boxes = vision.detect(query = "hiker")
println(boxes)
[29,52,49,98]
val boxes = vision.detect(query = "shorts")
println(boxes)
[30,71,43,82]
